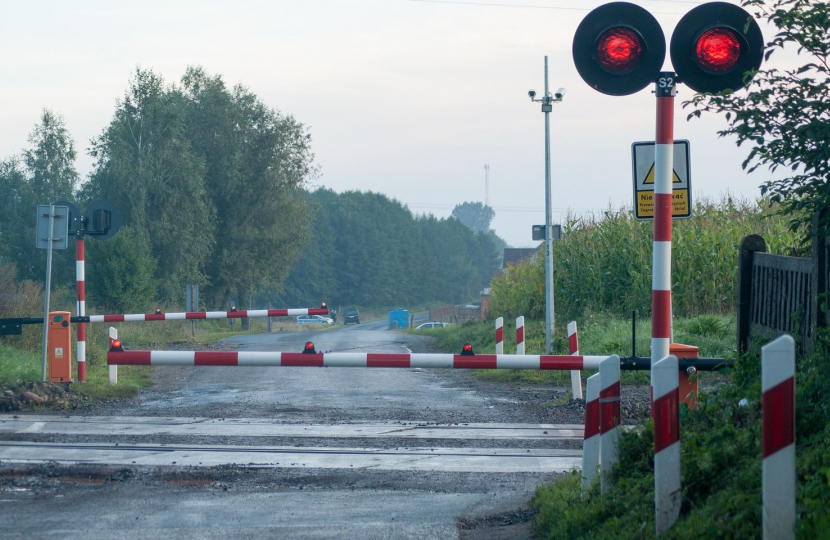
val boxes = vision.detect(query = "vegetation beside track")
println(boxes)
[531,333,830,538]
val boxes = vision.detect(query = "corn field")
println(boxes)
[490,197,801,322]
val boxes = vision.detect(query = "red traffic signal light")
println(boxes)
[572,2,665,96]
[670,2,763,93]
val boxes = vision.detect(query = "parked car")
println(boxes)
[296,315,334,325]
[416,321,449,330]
[343,308,360,325]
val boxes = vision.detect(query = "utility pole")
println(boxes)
[484,164,490,207]
[528,57,565,355]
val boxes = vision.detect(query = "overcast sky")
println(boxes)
[0,0,781,247]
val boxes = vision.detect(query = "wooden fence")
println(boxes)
[738,218,828,354]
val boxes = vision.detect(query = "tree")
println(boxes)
[83,69,214,301]
[451,202,495,234]
[181,67,314,310]
[0,110,79,285]
[687,0,830,235]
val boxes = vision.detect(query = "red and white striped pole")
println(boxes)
[108,327,118,384]
[567,321,583,399]
[653,354,681,535]
[108,350,612,371]
[495,317,504,355]
[762,335,795,540]
[581,372,600,493]
[87,307,328,323]
[651,74,676,388]
[599,354,620,494]
[516,316,525,355]
[76,238,86,382]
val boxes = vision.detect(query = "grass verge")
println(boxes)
[530,331,830,538]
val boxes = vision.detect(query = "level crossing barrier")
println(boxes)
[107,346,610,370]
[88,307,329,323]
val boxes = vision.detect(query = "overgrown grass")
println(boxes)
[531,332,830,539]
[415,313,735,387]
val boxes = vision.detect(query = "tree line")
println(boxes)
[271,189,499,309]
[0,67,500,313]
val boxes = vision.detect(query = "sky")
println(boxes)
[0,0,783,248]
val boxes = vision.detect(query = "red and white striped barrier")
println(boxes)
[651,80,675,384]
[653,355,681,535]
[762,335,795,540]
[599,355,620,494]
[76,239,86,382]
[516,316,525,355]
[567,321,583,400]
[581,372,600,493]
[495,317,504,355]
[107,350,612,370]
[88,307,328,323]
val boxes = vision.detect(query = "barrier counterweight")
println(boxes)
[108,351,611,370]
[89,308,328,323]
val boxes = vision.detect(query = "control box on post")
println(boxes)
[47,311,72,382]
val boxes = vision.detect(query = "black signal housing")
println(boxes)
[572,2,666,96]
[670,2,763,93]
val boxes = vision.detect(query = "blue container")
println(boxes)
[388,309,409,330]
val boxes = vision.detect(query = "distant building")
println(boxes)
[502,248,538,270]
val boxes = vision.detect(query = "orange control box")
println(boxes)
[670,343,699,410]
[48,311,72,382]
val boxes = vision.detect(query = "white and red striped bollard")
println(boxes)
[108,327,118,384]
[88,307,328,323]
[762,335,795,540]
[599,355,620,494]
[567,321,583,400]
[653,355,681,535]
[495,317,504,355]
[107,350,612,371]
[651,76,675,389]
[76,238,86,382]
[516,316,525,355]
[581,373,600,493]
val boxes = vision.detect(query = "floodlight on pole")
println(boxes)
[527,56,564,356]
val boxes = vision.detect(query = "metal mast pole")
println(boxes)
[543,56,555,356]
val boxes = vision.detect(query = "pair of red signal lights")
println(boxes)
[573,1,764,96]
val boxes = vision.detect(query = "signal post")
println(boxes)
[572,1,763,534]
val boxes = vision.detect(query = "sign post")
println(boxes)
[36,205,69,382]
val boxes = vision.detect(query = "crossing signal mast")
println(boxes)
[572,3,763,534]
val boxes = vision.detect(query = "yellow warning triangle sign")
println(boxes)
[643,163,682,185]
